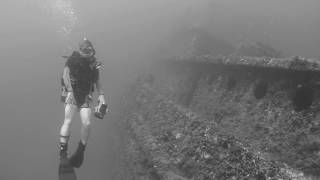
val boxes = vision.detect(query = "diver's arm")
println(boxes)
[95,70,106,104]
[63,66,73,92]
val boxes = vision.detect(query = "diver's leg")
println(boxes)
[70,107,91,168]
[59,104,76,156]
[79,107,92,145]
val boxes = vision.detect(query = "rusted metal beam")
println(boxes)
[169,55,320,72]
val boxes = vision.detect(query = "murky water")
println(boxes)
[0,0,319,179]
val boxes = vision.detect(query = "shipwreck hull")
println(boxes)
[122,55,320,180]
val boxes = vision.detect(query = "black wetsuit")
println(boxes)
[65,51,98,108]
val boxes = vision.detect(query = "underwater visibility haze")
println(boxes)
[0,0,319,179]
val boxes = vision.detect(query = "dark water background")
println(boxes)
[0,0,319,179]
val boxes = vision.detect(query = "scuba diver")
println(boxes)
[59,38,107,168]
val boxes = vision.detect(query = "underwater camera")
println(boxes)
[94,104,108,119]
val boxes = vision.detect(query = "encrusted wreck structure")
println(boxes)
[120,31,320,179]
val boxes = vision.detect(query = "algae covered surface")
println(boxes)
[121,59,320,180]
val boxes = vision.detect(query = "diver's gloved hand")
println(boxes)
[94,95,108,119]
[98,94,106,105]
[95,95,108,113]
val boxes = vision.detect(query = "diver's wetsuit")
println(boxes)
[62,51,99,108]
[59,39,106,169]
